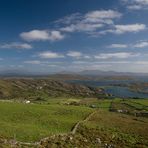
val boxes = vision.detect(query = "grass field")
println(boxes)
[0,98,148,147]
[125,100,148,111]
[131,99,148,106]
[79,110,148,147]
[79,98,112,110]
[110,98,148,113]
[0,101,93,142]
[39,99,148,147]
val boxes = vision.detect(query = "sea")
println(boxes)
[67,76,148,99]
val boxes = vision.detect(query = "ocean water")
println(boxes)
[67,78,148,98]
[105,86,148,98]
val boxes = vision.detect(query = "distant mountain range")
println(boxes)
[0,70,50,77]
[0,70,31,77]
[58,70,148,77]
[0,69,148,77]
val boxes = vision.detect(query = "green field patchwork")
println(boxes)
[0,102,93,142]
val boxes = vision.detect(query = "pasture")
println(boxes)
[0,98,148,147]
[0,101,92,142]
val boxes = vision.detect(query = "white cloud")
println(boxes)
[24,60,41,64]
[38,51,65,59]
[65,60,148,65]
[133,41,148,48]
[85,10,122,20]
[20,30,49,41]
[59,10,122,33]
[84,55,91,59]
[59,10,146,37]
[127,5,142,10]
[73,61,130,64]
[24,60,64,66]
[114,24,146,34]
[0,42,32,49]
[100,24,146,35]
[135,61,148,64]
[107,40,148,49]
[107,44,128,48]
[19,10,145,41]
[61,23,104,32]
[20,30,65,42]
[135,0,148,5]
[66,51,92,59]
[67,51,82,58]
[122,0,148,10]
[94,52,140,59]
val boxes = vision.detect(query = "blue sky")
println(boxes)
[0,0,148,74]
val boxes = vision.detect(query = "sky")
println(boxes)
[0,0,148,74]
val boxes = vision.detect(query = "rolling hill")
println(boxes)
[0,79,105,100]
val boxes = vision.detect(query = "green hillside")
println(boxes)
[0,79,105,100]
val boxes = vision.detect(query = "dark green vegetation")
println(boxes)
[0,79,105,100]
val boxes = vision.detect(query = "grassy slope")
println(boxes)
[39,98,148,148]
[79,98,112,110]
[0,98,148,147]
[0,102,92,142]
[80,99,148,147]
[0,79,104,100]
[110,99,148,114]
[131,99,148,106]
[78,110,148,147]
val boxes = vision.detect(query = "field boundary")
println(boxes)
[1,110,98,147]
[71,110,98,134]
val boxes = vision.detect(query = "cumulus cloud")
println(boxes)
[107,40,148,49]
[127,5,142,10]
[135,61,148,64]
[24,60,41,64]
[72,61,131,64]
[38,51,65,59]
[59,10,122,33]
[100,24,146,35]
[20,10,146,40]
[85,10,122,20]
[94,52,140,59]
[122,0,148,10]
[24,60,64,67]
[0,42,32,49]
[114,24,146,34]
[61,24,104,32]
[58,10,145,36]
[133,41,148,48]
[20,30,65,42]
[67,51,82,58]
[107,44,128,48]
